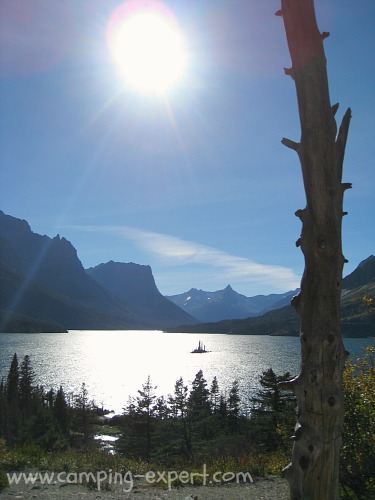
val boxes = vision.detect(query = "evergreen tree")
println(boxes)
[227,380,241,432]
[188,369,210,420]
[250,368,295,450]
[54,386,70,436]
[73,383,94,450]
[218,394,228,419]
[120,376,157,461]
[135,376,157,461]
[45,388,55,410]
[169,377,189,419]
[210,376,220,413]
[187,370,214,447]
[6,354,19,404]
[19,355,37,423]
[0,379,6,439]
[6,353,20,445]
[167,377,191,458]
[154,395,168,419]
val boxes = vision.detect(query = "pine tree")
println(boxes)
[45,388,55,410]
[187,370,214,447]
[210,376,220,413]
[167,377,191,458]
[169,377,189,419]
[0,379,6,439]
[73,382,93,451]
[154,396,168,419]
[6,354,19,404]
[54,386,70,436]
[6,353,20,445]
[227,380,241,432]
[250,368,295,450]
[120,376,157,461]
[136,376,157,461]
[19,355,36,423]
[188,369,211,421]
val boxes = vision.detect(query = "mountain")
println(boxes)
[0,210,197,331]
[168,256,375,338]
[340,255,375,333]
[166,285,298,322]
[1,210,372,336]
[0,211,145,331]
[86,261,198,329]
[342,255,375,290]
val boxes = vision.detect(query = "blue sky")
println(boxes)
[1,0,374,296]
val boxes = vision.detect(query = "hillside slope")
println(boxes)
[0,211,146,330]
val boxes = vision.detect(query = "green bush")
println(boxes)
[340,345,375,499]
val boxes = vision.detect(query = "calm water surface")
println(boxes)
[0,331,372,413]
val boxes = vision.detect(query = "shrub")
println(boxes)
[340,345,375,499]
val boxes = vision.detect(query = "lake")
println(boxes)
[0,331,372,414]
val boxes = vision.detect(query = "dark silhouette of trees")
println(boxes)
[209,376,220,413]
[19,355,36,423]
[188,369,211,418]
[250,369,295,450]
[168,376,191,458]
[5,354,20,445]
[54,386,69,436]
[0,354,100,450]
[0,379,6,440]
[73,382,95,451]
[116,369,297,463]
[1,351,372,497]
[227,380,241,432]
[119,375,158,461]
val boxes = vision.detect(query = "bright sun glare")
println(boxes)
[107,2,187,94]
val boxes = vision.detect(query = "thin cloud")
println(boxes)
[70,224,301,291]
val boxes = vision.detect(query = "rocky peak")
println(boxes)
[87,261,157,300]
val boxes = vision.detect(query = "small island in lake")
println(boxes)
[191,340,209,353]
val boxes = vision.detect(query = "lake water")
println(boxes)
[0,331,372,414]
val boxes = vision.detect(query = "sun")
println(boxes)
[107,1,188,94]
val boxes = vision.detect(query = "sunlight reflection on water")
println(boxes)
[0,331,372,414]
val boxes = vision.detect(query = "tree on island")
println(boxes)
[276,0,351,498]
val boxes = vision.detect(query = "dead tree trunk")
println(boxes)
[276,1,351,498]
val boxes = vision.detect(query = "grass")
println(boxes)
[0,440,289,492]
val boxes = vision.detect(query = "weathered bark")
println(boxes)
[277,1,351,498]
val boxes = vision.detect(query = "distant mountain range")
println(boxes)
[166,285,298,322]
[168,256,375,338]
[0,210,373,337]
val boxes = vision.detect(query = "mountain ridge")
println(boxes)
[0,211,195,331]
[1,210,373,336]
[166,284,298,322]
